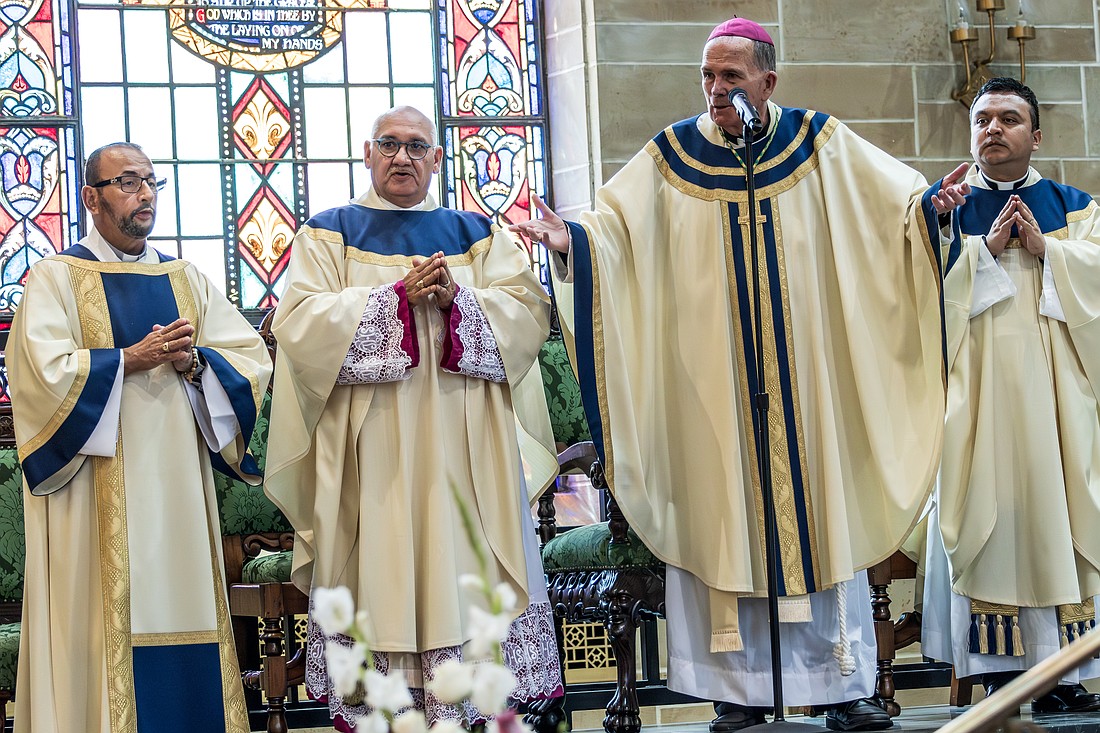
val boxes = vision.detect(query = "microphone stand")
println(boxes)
[738,120,818,733]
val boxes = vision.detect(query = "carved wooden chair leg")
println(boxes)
[523,610,569,733]
[866,559,900,717]
[950,668,975,707]
[602,591,641,733]
[260,612,289,733]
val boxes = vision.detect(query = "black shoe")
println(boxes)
[824,699,893,731]
[711,702,768,733]
[1032,684,1100,714]
[981,671,1022,698]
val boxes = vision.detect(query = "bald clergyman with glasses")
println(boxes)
[8,141,272,733]
[265,106,563,730]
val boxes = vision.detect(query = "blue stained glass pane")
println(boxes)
[267,72,290,102]
[238,265,267,309]
[443,126,458,209]
[235,165,262,206]
[271,267,288,300]
[268,163,295,206]
[230,72,254,101]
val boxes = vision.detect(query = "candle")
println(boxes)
[955,5,969,31]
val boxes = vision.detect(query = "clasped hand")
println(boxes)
[404,252,456,308]
[985,195,1044,257]
[123,318,194,375]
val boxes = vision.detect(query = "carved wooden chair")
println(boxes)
[533,331,666,733]
[866,550,920,717]
[216,311,309,733]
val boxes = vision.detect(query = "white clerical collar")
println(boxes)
[355,186,439,212]
[698,100,781,150]
[81,226,155,263]
[979,169,1030,190]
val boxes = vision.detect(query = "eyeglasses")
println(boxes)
[89,175,167,193]
[372,138,435,160]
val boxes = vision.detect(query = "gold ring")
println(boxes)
[162,342,170,353]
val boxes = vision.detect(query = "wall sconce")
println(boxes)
[949,0,1036,107]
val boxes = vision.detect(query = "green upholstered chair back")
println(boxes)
[538,332,591,447]
[213,389,291,535]
[0,435,23,605]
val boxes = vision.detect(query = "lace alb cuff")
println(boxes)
[439,286,507,383]
[336,282,418,385]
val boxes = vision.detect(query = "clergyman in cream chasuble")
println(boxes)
[265,188,561,727]
[922,165,1100,680]
[8,228,272,733]
[551,104,946,706]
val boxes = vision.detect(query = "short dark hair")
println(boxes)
[85,142,145,186]
[972,77,1040,131]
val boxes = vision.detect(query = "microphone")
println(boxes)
[727,88,763,134]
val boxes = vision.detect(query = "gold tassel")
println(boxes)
[1012,620,1024,656]
[979,614,990,655]
[995,616,1006,655]
[710,630,744,653]
[1062,627,1071,649]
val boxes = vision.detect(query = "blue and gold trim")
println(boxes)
[723,199,818,596]
[307,204,495,266]
[646,109,839,203]
[202,347,262,482]
[19,348,121,495]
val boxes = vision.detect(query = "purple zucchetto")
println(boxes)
[707,17,774,45]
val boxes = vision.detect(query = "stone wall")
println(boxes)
[543,0,1100,218]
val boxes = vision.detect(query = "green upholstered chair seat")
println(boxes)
[241,550,293,585]
[0,622,19,691]
[541,522,660,573]
[538,335,591,446]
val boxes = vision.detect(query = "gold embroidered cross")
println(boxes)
[737,204,767,228]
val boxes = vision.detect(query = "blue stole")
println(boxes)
[21,247,259,492]
[931,177,1094,276]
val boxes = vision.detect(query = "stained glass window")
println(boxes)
[0,0,78,401]
[0,0,548,324]
[75,0,442,312]
[438,0,549,281]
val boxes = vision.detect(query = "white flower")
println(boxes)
[313,586,356,636]
[355,711,389,733]
[459,573,487,596]
[325,640,366,698]
[392,710,428,733]
[467,605,513,658]
[426,658,473,703]
[492,582,518,613]
[468,663,516,714]
[364,669,414,712]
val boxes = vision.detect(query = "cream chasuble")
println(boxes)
[9,229,271,733]
[265,191,557,655]
[553,104,945,652]
[924,166,1100,669]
